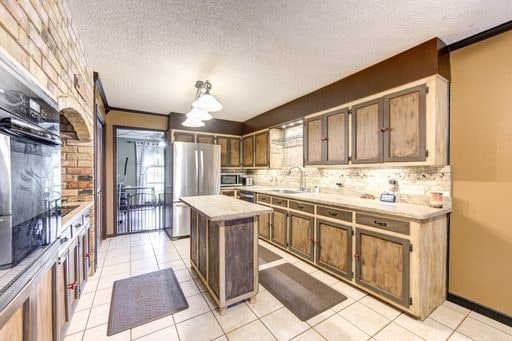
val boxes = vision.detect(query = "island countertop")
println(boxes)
[181,195,272,221]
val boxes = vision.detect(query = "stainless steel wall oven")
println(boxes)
[0,56,62,268]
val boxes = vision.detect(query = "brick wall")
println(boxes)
[61,114,94,202]
[0,0,98,272]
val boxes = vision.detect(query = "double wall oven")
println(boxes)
[0,56,62,268]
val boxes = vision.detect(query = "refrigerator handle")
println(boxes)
[194,149,199,195]
[199,150,204,195]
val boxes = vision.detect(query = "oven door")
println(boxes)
[0,112,62,268]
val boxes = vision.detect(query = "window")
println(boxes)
[145,165,164,195]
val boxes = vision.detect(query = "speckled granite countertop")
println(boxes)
[224,186,451,221]
[181,195,272,221]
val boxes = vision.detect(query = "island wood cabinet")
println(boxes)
[0,207,93,341]
[305,76,448,166]
[256,191,447,319]
[305,108,349,165]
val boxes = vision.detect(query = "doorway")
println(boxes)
[94,113,106,265]
[114,127,166,234]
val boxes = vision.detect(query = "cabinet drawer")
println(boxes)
[257,194,271,204]
[271,197,288,208]
[356,213,410,235]
[317,206,352,222]
[289,200,314,214]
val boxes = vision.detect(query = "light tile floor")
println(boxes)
[65,231,512,341]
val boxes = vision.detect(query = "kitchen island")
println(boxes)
[180,195,272,314]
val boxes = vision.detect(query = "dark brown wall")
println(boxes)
[171,112,244,135]
[243,38,450,133]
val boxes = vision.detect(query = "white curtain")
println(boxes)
[135,141,162,188]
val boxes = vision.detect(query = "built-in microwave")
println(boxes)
[220,173,242,187]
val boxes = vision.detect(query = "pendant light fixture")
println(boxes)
[182,80,222,127]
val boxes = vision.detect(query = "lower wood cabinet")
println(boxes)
[0,211,93,341]
[258,211,271,241]
[271,208,287,248]
[315,219,352,279]
[288,212,314,261]
[355,228,410,307]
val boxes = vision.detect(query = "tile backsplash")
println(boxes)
[248,165,451,205]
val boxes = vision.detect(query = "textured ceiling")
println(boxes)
[67,0,512,121]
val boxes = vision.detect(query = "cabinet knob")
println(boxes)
[86,252,91,258]
[321,137,329,141]
[67,281,77,290]
[75,223,82,229]
[297,204,304,209]
[328,211,338,217]
[353,253,360,260]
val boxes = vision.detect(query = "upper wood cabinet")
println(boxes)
[352,98,384,164]
[217,136,241,168]
[196,134,216,144]
[254,131,269,167]
[305,108,349,165]
[242,135,254,167]
[174,131,195,142]
[383,85,427,162]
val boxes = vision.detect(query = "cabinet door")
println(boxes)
[35,266,54,341]
[326,109,349,164]
[304,117,323,164]
[197,134,215,144]
[190,210,198,266]
[254,131,269,167]
[56,251,70,334]
[174,132,195,142]
[271,208,287,248]
[316,219,352,279]
[229,138,241,167]
[198,214,208,278]
[0,306,23,341]
[242,135,254,167]
[258,210,271,241]
[217,136,229,167]
[355,228,410,307]
[80,229,90,291]
[288,212,314,261]
[67,241,80,310]
[352,98,384,164]
[383,85,427,162]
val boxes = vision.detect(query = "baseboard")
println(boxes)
[447,293,512,327]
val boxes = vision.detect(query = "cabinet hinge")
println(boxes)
[348,109,352,115]
[351,230,354,236]
[409,244,413,253]
[425,150,429,158]
[426,86,429,94]
[409,297,413,305]
[348,156,352,162]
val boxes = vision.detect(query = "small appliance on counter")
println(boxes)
[241,176,253,186]
[220,172,243,187]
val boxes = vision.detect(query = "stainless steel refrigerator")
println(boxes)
[164,142,220,238]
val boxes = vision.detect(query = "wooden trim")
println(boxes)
[382,84,427,162]
[112,125,167,236]
[108,106,169,118]
[447,293,512,327]
[355,228,410,308]
[315,218,353,280]
[446,19,512,52]
[351,97,384,164]
[93,72,110,113]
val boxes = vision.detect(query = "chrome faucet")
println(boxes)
[287,167,306,191]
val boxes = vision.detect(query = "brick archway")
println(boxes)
[58,96,92,142]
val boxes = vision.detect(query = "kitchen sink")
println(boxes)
[267,189,303,194]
